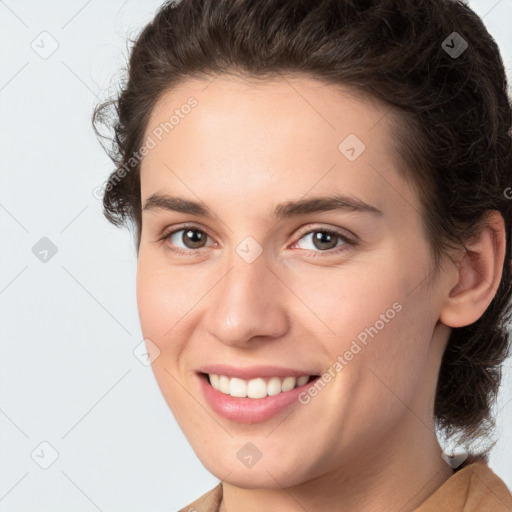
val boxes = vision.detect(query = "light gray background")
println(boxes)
[0,1,511,510]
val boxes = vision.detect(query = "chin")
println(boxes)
[198,450,313,489]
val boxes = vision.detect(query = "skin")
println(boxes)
[136,75,505,511]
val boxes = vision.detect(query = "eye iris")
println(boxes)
[183,229,205,249]
[313,231,338,250]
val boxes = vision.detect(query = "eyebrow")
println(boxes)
[142,192,383,220]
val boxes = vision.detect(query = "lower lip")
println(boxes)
[197,373,318,424]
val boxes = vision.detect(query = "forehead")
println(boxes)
[140,74,420,221]
[145,74,393,154]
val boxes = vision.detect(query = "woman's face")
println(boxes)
[137,75,454,488]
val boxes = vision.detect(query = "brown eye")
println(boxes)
[311,231,340,250]
[295,229,348,252]
[162,226,213,253]
[180,228,207,249]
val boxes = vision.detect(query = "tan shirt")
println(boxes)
[178,462,512,511]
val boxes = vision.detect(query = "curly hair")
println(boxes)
[92,0,512,465]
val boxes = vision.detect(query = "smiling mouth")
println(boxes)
[200,372,319,399]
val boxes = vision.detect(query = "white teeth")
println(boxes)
[219,375,230,394]
[207,373,312,398]
[267,377,282,396]
[247,377,267,399]
[297,375,309,386]
[229,377,247,397]
[209,374,219,389]
[281,376,296,392]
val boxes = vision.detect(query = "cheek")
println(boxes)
[136,264,168,340]
[136,235,215,322]
[135,254,202,416]
[303,252,435,395]
[136,254,193,353]
[292,261,407,345]
[326,273,437,431]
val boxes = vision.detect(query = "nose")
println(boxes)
[204,250,290,348]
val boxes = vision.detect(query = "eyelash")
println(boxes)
[157,223,357,258]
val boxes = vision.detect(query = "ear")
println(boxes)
[439,210,506,328]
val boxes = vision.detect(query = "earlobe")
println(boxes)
[439,211,506,328]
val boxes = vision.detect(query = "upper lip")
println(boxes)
[197,364,319,380]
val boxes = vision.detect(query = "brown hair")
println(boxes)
[92,0,512,462]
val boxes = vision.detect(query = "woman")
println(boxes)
[92,0,512,510]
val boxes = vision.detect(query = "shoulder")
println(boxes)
[177,482,223,512]
[414,462,512,512]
